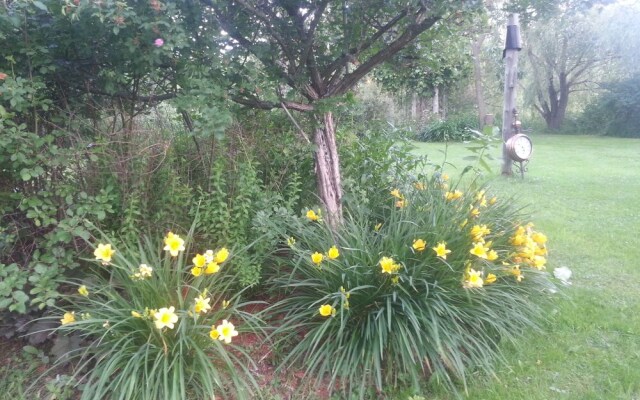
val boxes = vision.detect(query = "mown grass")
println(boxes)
[412,134,640,400]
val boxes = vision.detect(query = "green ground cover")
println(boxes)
[413,134,640,399]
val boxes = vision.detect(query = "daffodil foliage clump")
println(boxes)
[50,230,261,400]
[266,177,557,397]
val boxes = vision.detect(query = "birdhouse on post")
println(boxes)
[501,14,523,176]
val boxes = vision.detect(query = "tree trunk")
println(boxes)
[314,111,343,228]
[471,35,487,128]
[432,86,440,117]
[411,93,418,121]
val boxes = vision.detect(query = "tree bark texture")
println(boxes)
[314,112,343,228]
[501,14,521,176]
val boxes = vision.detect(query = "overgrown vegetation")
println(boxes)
[262,170,556,397]
[5,0,630,399]
[415,113,479,142]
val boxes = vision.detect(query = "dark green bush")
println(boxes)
[576,76,640,138]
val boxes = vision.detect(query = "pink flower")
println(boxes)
[154,38,164,47]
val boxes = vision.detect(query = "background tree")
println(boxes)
[199,0,481,226]
[523,9,610,130]
[373,21,473,123]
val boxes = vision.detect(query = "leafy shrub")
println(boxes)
[576,76,640,138]
[416,113,479,142]
[42,228,261,400]
[264,179,556,397]
[0,111,116,323]
[340,126,432,216]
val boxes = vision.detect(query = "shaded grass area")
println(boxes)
[413,134,640,399]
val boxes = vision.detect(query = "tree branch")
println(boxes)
[327,14,440,97]
[231,95,314,112]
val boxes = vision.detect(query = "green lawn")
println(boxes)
[413,134,640,400]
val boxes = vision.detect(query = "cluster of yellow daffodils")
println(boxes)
[390,188,406,208]
[191,247,230,277]
[510,224,548,270]
[318,304,336,317]
[470,224,491,243]
[379,256,401,274]
[463,267,497,289]
[209,320,239,343]
[311,246,340,266]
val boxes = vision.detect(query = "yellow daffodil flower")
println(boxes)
[215,320,239,343]
[287,237,296,247]
[214,248,229,263]
[131,310,142,318]
[192,254,206,268]
[78,285,89,297]
[318,304,335,317]
[306,209,320,221]
[390,189,403,199]
[163,232,185,257]
[445,190,463,201]
[191,266,203,277]
[485,273,497,284]
[470,224,491,242]
[414,182,426,191]
[464,268,484,288]
[94,243,115,264]
[205,262,220,275]
[532,232,547,245]
[209,327,220,340]
[532,255,546,270]
[412,239,427,252]
[379,256,401,274]
[154,306,179,330]
[433,242,451,259]
[487,250,499,261]
[327,246,340,259]
[194,295,212,314]
[311,252,324,265]
[60,311,75,325]
[470,242,489,259]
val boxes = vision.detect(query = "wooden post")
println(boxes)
[501,14,521,176]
